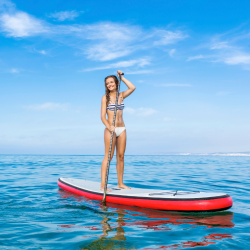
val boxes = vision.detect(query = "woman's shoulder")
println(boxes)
[102,95,107,101]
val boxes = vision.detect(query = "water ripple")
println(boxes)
[0,155,249,249]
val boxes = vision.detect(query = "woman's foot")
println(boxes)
[100,186,111,192]
[118,183,131,189]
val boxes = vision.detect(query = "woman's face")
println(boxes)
[105,77,116,91]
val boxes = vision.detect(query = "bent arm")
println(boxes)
[120,75,136,99]
[101,96,110,128]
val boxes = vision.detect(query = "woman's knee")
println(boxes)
[117,153,124,161]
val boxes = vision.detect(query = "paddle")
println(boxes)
[102,73,124,204]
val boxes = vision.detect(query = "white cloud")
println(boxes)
[82,26,187,61]
[10,68,19,73]
[224,54,250,65]
[124,107,136,115]
[83,58,150,71]
[155,83,192,87]
[208,37,250,65]
[154,30,188,45]
[169,48,176,57]
[124,107,157,116]
[86,45,131,61]
[126,70,154,75]
[48,10,81,21]
[37,50,46,55]
[25,102,68,111]
[187,49,250,66]
[0,2,188,62]
[138,108,157,116]
[25,46,48,55]
[190,50,250,66]
[0,9,137,61]
[0,11,48,37]
[187,55,205,61]
[210,42,233,50]
[81,23,141,61]
[190,29,250,68]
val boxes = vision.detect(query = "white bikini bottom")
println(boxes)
[115,127,126,137]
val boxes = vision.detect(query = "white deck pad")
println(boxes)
[59,177,227,200]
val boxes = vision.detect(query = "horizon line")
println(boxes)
[0,153,250,156]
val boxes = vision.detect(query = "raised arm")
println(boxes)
[117,70,136,99]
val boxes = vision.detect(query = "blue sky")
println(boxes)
[0,0,250,154]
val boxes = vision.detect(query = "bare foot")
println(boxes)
[117,184,131,189]
[100,186,111,192]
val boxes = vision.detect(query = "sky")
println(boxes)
[0,0,250,155]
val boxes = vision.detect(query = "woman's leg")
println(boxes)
[100,128,116,191]
[116,129,131,189]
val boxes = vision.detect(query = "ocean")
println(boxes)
[1,155,250,249]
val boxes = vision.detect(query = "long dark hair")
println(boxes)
[104,75,119,107]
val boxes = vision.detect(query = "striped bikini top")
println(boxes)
[107,94,125,111]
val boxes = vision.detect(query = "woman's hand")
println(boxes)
[117,70,123,77]
[108,125,116,132]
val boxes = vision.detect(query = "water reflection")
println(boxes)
[143,233,233,249]
[58,190,234,249]
[107,202,234,229]
[78,208,132,250]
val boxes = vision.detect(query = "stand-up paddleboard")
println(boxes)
[58,177,233,212]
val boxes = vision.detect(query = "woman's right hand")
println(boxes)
[117,70,123,77]
[108,125,116,132]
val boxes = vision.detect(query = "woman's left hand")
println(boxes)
[117,70,123,77]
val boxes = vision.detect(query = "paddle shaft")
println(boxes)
[102,73,123,204]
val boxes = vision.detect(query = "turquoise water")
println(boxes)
[1,155,250,249]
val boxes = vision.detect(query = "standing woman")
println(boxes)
[100,70,136,191]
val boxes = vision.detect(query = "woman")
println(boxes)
[100,70,136,191]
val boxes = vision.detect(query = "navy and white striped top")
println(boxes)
[107,102,125,111]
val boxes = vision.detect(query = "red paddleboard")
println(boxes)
[58,178,233,212]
